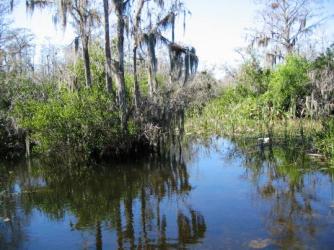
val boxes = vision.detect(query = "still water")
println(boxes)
[1,138,334,249]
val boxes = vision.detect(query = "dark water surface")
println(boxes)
[1,138,334,249]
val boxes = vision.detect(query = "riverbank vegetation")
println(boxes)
[1,0,333,163]
[186,0,334,162]
[186,50,334,162]
[0,0,215,160]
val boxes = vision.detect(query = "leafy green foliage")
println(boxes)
[312,43,334,70]
[186,55,320,140]
[67,43,107,89]
[236,61,271,95]
[317,119,334,162]
[13,85,139,156]
[267,55,310,113]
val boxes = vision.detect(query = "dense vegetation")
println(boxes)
[0,0,333,165]
[187,49,334,163]
[184,0,334,164]
[0,0,214,160]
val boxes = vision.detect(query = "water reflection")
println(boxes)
[0,156,206,249]
[226,138,334,249]
[1,138,334,249]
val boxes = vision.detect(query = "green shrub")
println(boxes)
[12,85,139,155]
[236,61,271,95]
[267,55,310,114]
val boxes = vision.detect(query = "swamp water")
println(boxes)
[0,138,334,249]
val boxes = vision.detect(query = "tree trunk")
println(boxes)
[82,35,92,88]
[169,15,175,86]
[132,0,145,108]
[133,46,140,108]
[103,0,113,93]
[25,132,30,158]
[147,50,157,98]
[113,0,127,130]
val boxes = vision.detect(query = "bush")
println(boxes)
[267,55,310,114]
[236,61,271,95]
[12,85,139,156]
[185,56,319,138]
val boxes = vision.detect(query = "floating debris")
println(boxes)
[249,238,272,249]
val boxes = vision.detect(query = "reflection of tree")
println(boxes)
[4,155,206,249]
[229,138,332,248]
[177,209,206,246]
[0,163,27,250]
[95,221,102,250]
[0,196,27,250]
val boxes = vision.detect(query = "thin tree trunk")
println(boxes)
[147,51,157,98]
[133,46,140,108]
[114,0,127,130]
[148,68,157,97]
[103,0,113,93]
[169,15,175,86]
[25,132,30,158]
[132,0,145,108]
[82,35,92,88]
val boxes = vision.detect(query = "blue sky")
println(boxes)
[180,0,257,71]
[12,0,334,77]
